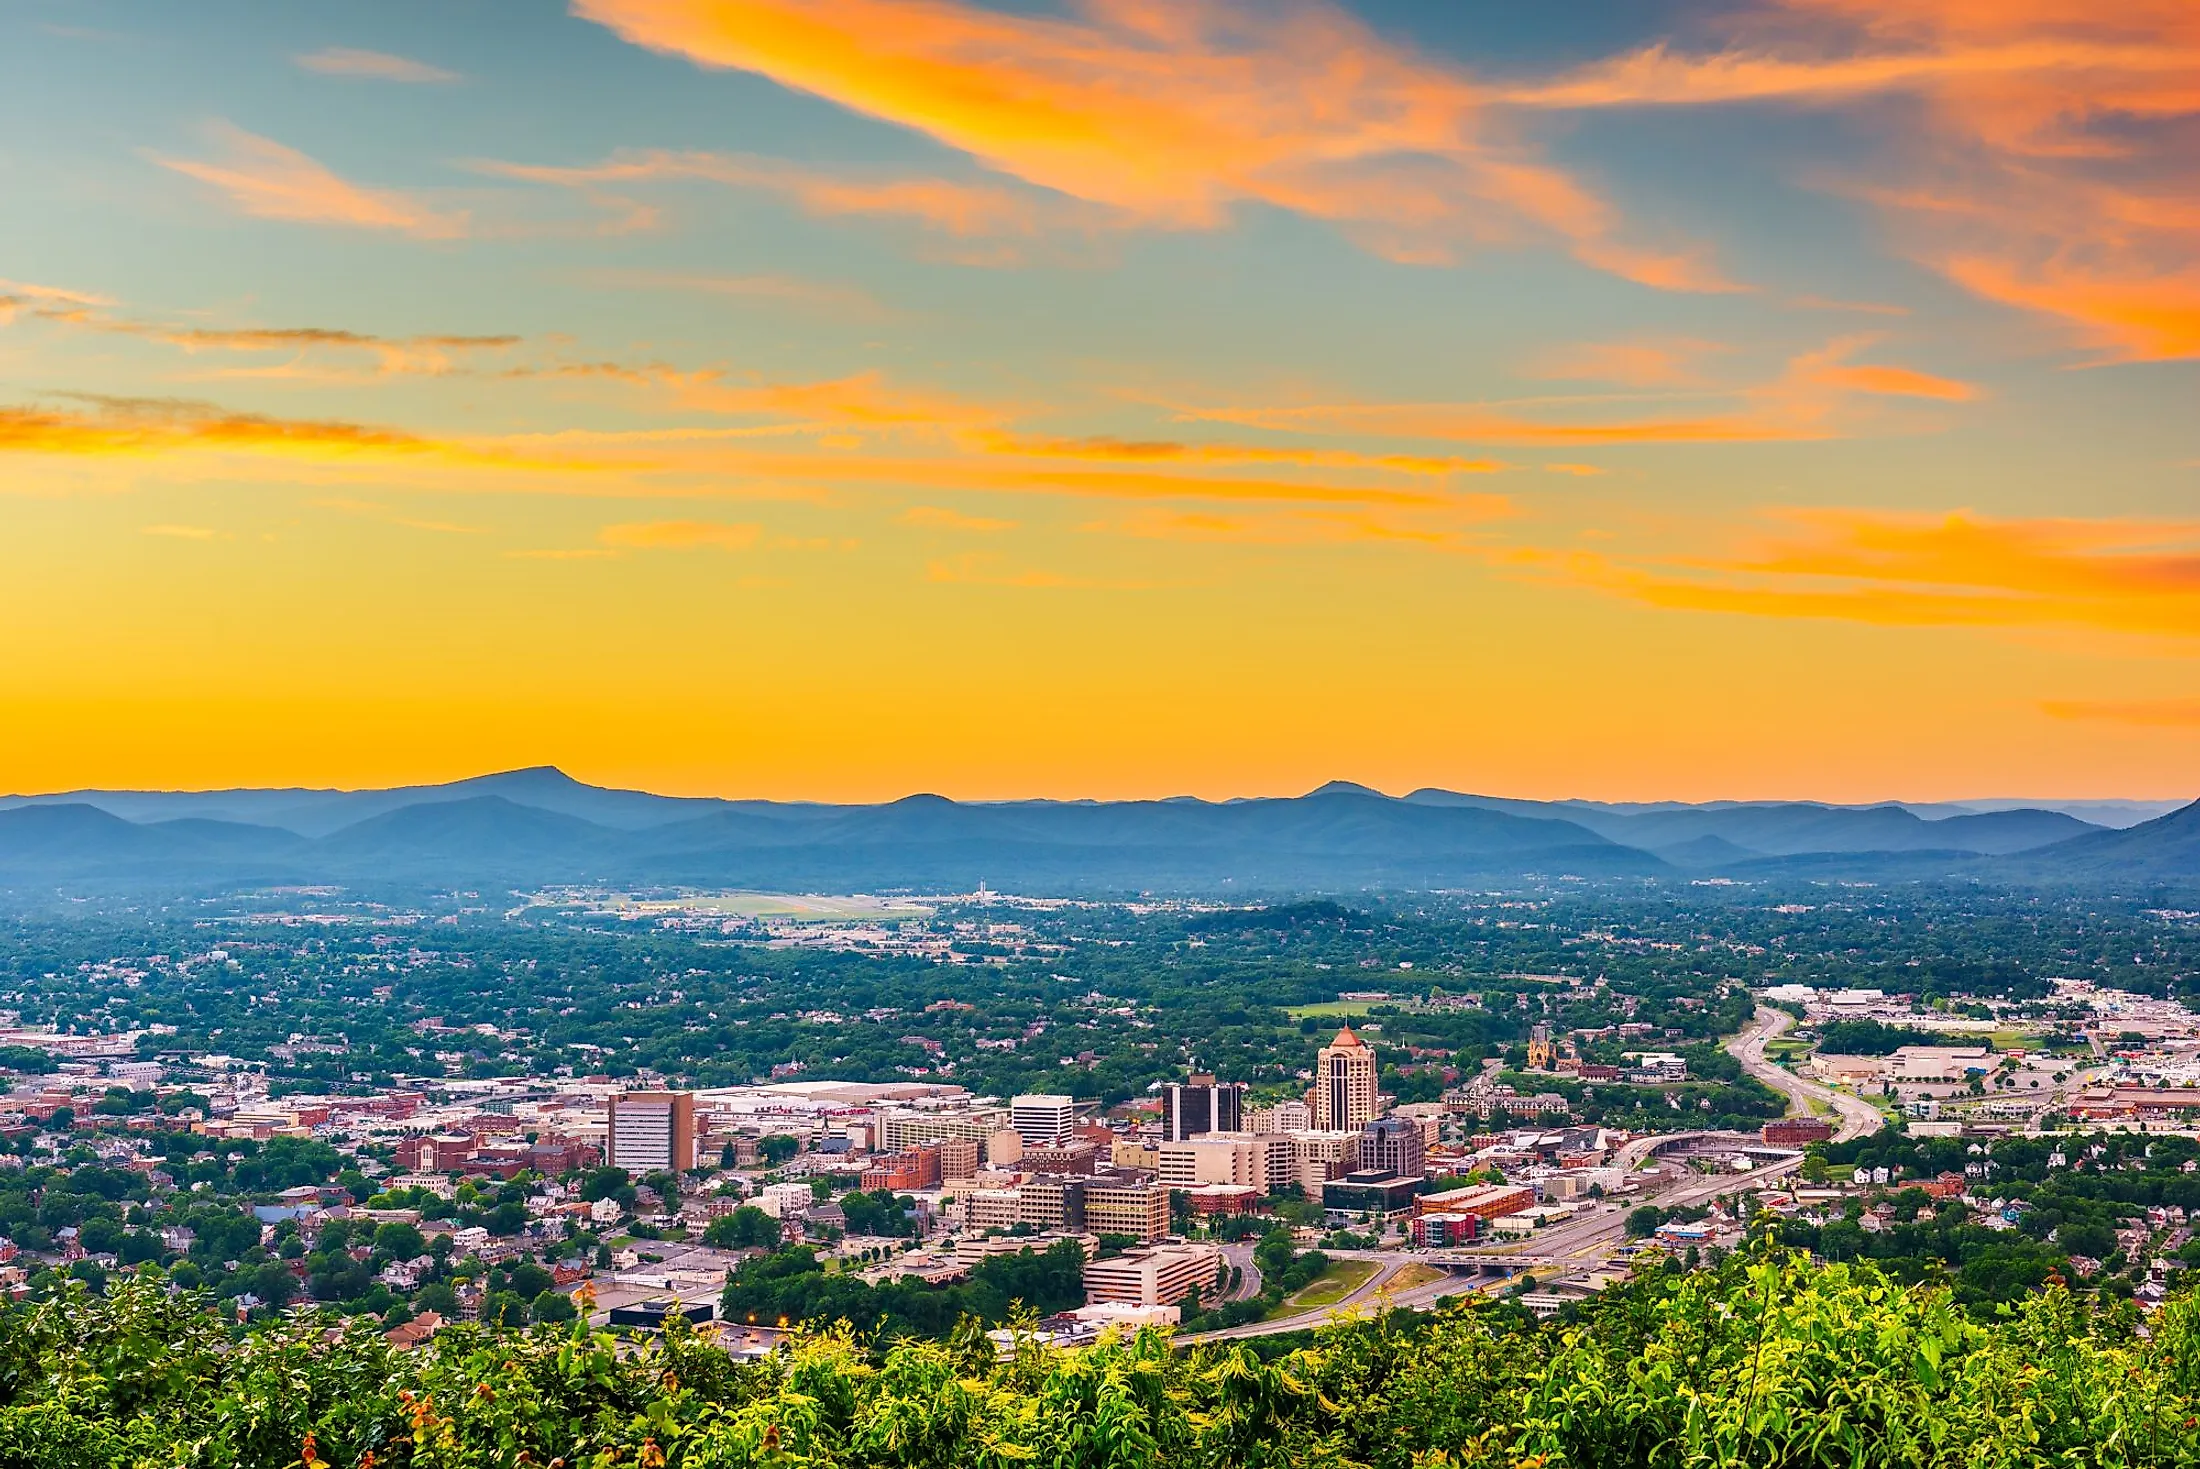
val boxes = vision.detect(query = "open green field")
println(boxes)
[1286,1000,1381,1019]
[1269,1258,1379,1317]
[1764,1036,1814,1062]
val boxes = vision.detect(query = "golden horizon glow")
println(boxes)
[0,0,2195,802]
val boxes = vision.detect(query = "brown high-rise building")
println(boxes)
[1313,1026,1378,1131]
[606,1091,698,1172]
[937,1135,981,1181]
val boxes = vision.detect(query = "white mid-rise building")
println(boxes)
[1011,1094,1077,1147]
[1248,1100,1310,1134]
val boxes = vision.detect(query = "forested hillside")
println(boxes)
[1,1251,2193,1468]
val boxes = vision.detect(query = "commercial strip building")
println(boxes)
[1155,1132,1292,1192]
[949,1169,1171,1242]
[1081,1242,1224,1308]
[1319,1169,1426,1219]
[876,1107,1011,1152]
[1414,1183,1534,1221]
[1083,1172,1172,1241]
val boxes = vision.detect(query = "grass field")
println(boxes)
[1270,1259,1380,1317]
[1764,1037,1814,1062]
[1386,1262,1447,1293]
[1286,1000,1381,1019]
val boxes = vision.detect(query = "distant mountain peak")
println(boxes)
[471,765,584,788]
[1306,780,1387,799]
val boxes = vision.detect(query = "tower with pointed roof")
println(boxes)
[1313,1025,1378,1131]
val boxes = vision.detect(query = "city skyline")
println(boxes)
[2,0,2194,802]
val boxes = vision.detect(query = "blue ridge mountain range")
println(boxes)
[0,768,2190,893]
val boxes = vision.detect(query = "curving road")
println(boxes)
[1183,1007,1871,1347]
[1727,1005,1883,1141]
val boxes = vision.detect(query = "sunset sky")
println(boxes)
[2,0,2196,802]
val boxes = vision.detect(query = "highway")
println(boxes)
[1184,1153,1804,1344]
[1727,1005,1884,1141]
[1183,1008,1860,1345]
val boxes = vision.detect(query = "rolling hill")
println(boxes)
[0,769,2189,893]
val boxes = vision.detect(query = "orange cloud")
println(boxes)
[900,505,1017,533]
[1498,0,2200,359]
[1800,360,1980,401]
[1526,337,1726,387]
[1532,507,2200,638]
[146,325,521,377]
[0,395,560,473]
[923,551,1148,590]
[550,364,1014,432]
[977,433,1502,476]
[294,47,461,83]
[568,0,1734,287]
[482,151,1087,258]
[8,288,532,379]
[1089,503,1505,548]
[1181,336,1972,445]
[2041,697,2200,727]
[598,519,762,550]
[571,268,887,317]
[1940,252,2200,364]
[155,123,467,238]
[0,277,116,311]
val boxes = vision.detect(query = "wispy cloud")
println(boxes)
[4,284,524,378]
[1493,0,2200,360]
[294,47,460,83]
[598,519,761,550]
[0,394,561,473]
[527,363,1015,433]
[900,505,1017,533]
[0,277,116,309]
[153,122,467,238]
[482,150,1106,262]
[568,0,1737,288]
[924,551,1148,590]
[1526,507,2200,639]
[140,523,218,540]
[1087,503,1507,549]
[975,433,1503,476]
[2042,697,2200,727]
[1526,337,1728,388]
[569,267,888,318]
[1178,336,1978,446]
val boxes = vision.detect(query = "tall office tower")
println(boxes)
[1313,1027,1378,1132]
[1162,1074,1248,1141]
[606,1091,698,1172]
[1358,1116,1426,1179]
[1010,1093,1077,1146]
